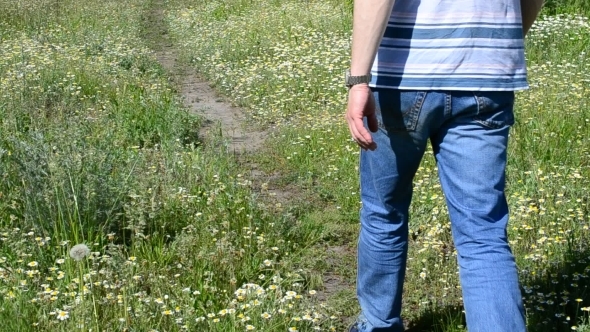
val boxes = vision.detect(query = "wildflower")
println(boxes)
[27,261,38,267]
[69,244,90,261]
[162,310,173,316]
[245,325,255,330]
[56,259,65,265]
[289,327,298,332]
[261,312,271,319]
[308,290,317,295]
[56,310,69,321]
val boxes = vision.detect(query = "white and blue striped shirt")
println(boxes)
[370,0,528,91]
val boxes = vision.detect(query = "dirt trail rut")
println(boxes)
[144,5,266,154]
[141,2,297,202]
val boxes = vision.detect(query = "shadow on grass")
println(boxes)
[405,305,465,332]
[403,246,590,332]
[520,246,590,332]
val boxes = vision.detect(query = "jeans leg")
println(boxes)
[356,89,436,332]
[431,92,526,332]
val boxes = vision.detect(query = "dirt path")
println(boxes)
[140,3,358,329]
[141,1,304,204]
[142,3,266,154]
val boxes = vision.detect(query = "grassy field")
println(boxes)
[1,0,590,331]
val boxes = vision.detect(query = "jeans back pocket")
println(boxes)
[474,91,515,129]
[374,89,427,132]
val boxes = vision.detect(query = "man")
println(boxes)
[345,0,544,331]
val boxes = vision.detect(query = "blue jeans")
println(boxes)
[356,89,526,332]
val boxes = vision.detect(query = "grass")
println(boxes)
[0,0,334,331]
[1,0,590,331]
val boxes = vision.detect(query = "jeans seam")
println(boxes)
[407,91,426,130]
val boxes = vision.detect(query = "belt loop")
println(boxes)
[473,92,481,115]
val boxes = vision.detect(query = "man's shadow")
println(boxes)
[405,247,590,331]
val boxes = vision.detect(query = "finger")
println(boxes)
[346,115,367,149]
[352,116,372,146]
[350,115,376,150]
[346,117,365,148]
[346,120,358,145]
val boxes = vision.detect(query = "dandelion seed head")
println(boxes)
[69,244,90,261]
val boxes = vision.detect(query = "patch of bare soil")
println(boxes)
[316,244,356,301]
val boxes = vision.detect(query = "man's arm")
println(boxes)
[346,0,396,151]
[350,0,396,76]
[521,0,544,36]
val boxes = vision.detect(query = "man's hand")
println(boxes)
[345,84,378,151]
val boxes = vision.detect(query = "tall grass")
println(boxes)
[0,0,334,331]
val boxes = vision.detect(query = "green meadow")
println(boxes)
[1,0,589,331]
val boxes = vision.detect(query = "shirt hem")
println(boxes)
[368,84,530,91]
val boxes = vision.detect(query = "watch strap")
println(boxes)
[345,69,372,87]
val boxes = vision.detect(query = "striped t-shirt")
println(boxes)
[370,0,528,91]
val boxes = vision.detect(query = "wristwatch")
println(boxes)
[345,69,372,88]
